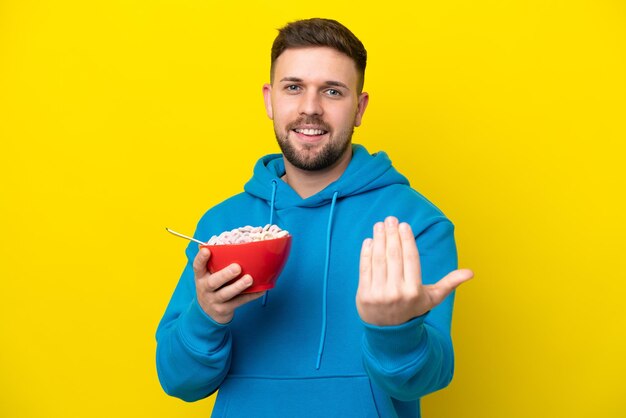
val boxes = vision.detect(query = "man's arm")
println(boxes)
[155,244,264,401]
[357,216,473,400]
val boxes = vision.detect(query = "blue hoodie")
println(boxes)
[156,144,459,417]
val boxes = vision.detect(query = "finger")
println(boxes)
[384,216,404,283]
[205,263,242,292]
[399,222,421,284]
[192,247,211,278]
[371,221,387,286]
[426,269,474,306]
[358,238,373,290]
[229,289,267,309]
[214,274,254,302]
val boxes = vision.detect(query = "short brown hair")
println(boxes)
[270,18,367,93]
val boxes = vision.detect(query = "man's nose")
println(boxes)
[298,91,323,115]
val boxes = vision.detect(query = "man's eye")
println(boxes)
[326,89,342,96]
[286,85,301,92]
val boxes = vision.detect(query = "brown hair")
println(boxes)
[270,18,367,93]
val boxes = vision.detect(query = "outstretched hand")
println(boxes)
[356,216,473,326]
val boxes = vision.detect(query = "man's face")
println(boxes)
[263,47,369,171]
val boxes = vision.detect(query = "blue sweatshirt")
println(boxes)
[156,144,459,417]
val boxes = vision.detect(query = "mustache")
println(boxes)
[286,116,331,132]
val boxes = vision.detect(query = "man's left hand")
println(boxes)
[356,216,474,326]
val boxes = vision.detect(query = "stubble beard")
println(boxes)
[275,117,354,171]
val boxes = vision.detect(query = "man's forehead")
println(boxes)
[273,47,358,85]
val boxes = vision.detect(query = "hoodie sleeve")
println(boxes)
[155,233,233,402]
[361,219,458,401]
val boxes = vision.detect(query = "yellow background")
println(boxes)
[1,1,625,417]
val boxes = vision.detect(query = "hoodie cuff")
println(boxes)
[178,297,230,355]
[361,314,428,372]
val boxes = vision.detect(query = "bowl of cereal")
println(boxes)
[202,225,291,293]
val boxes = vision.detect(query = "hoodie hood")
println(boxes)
[244,144,410,208]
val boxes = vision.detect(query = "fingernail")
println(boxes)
[243,276,253,286]
[385,216,398,226]
[230,264,241,274]
[374,222,384,233]
[363,238,373,248]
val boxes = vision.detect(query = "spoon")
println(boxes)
[165,228,207,245]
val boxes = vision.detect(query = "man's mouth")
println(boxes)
[293,128,328,136]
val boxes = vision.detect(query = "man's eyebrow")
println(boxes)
[279,77,303,83]
[325,80,349,89]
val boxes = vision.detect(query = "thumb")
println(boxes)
[426,268,474,307]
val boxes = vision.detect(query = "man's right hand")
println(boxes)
[193,247,266,324]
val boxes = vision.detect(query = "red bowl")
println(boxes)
[202,235,292,293]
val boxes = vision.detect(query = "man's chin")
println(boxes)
[285,146,351,172]
[286,152,325,171]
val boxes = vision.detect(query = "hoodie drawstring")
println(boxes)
[269,180,277,225]
[262,180,279,307]
[316,191,338,370]
[263,179,338,369]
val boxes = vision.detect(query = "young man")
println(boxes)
[156,18,473,417]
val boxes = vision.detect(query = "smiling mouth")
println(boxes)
[292,128,328,136]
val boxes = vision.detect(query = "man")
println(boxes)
[156,18,473,417]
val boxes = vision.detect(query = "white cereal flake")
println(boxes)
[207,224,289,245]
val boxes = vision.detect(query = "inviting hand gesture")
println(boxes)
[356,216,474,326]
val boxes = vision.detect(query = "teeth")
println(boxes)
[295,128,325,136]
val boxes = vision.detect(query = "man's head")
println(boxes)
[270,18,367,94]
[263,19,369,173]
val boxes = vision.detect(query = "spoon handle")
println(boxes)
[165,228,207,245]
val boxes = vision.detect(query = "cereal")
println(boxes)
[207,224,289,245]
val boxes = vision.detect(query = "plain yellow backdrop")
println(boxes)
[1,1,625,417]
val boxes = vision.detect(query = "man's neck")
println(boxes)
[281,148,352,199]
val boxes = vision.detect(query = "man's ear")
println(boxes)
[354,92,369,127]
[262,83,273,120]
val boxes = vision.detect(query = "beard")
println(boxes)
[275,116,354,171]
